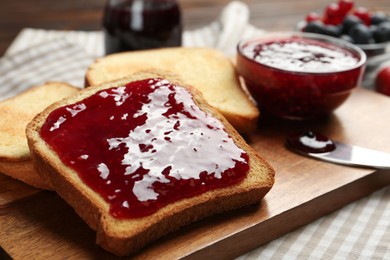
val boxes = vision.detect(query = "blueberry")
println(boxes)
[369,25,378,34]
[348,23,372,44]
[322,25,342,37]
[342,15,363,34]
[369,25,379,42]
[303,21,342,38]
[373,21,390,43]
[371,12,390,25]
[303,21,326,34]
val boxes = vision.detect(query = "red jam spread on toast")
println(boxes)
[40,78,249,218]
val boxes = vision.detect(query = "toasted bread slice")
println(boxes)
[85,47,259,134]
[0,82,79,189]
[27,71,274,256]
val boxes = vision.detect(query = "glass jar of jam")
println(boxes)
[102,0,182,54]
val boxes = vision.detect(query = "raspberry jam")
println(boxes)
[246,38,359,73]
[236,33,366,120]
[286,131,336,154]
[103,0,182,54]
[40,78,249,219]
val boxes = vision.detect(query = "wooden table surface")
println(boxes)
[1,0,390,259]
[1,0,390,56]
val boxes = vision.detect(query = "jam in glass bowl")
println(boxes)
[236,32,367,120]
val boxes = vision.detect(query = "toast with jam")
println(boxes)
[85,47,259,134]
[27,70,274,256]
[0,82,78,189]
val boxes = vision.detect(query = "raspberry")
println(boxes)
[338,0,354,15]
[353,7,371,26]
[305,12,321,23]
[324,3,344,25]
[375,65,390,96]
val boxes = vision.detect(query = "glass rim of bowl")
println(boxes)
[237,31,367,75]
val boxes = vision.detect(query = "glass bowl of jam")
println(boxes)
[236,32,367,120]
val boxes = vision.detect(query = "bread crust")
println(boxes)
[27,70,274,256]
[0,82,78,189]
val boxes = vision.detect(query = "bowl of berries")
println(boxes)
[298,0,390,57]
[236,31,366,120]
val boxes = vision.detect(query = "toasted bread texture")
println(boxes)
[0,82,79,189]
[85,47,259,134]
[27,71,274,256]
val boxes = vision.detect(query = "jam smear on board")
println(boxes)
[286,131,336,154]
[40,78,249,219]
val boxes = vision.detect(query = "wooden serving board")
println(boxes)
[1,87,390,259]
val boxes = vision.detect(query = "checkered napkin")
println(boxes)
[238,186,390,259]
[0,39,93,101]
[0,1,389,259]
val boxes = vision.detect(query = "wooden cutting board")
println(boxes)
[1,87,390,259]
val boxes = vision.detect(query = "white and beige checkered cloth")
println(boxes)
[0,1,389,259]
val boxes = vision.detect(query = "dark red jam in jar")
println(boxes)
[247,38,359,73]
[40,78,249,219]
[286,131,336,154]
[103,0,182,54]
[236,34,366,120]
